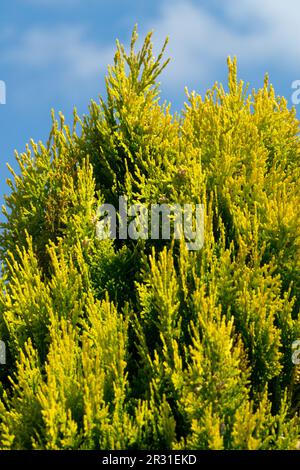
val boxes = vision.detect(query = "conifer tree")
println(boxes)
[0,27,299,449]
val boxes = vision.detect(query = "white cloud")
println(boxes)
[225,0,300,62]
[139,0,300,91]
[5,0,300,103]
[4,25,113,82]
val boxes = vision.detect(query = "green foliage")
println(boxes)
[0,28,299,449]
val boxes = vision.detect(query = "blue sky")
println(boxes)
[0,0,300,219]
